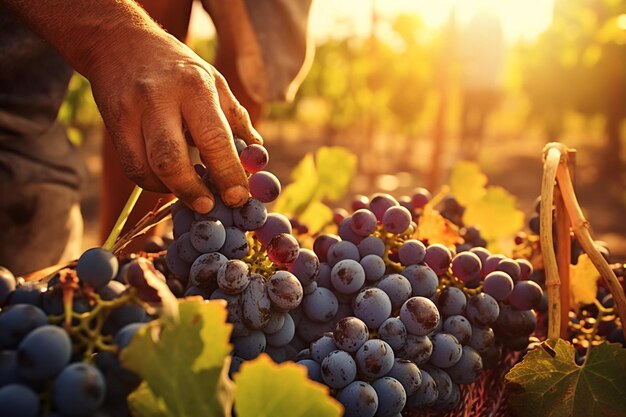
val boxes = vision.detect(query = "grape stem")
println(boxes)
[103,185,143,251]
[540,145,562,340]
[112,198,177,255]
[549,143,626,341]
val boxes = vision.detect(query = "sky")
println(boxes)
[189,0,555,44]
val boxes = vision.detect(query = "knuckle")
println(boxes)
[134,77,158,97]
[194,125,230,150]
[148,137,184,178]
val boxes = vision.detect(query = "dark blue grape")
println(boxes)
[382,206,412,234]
[369,194,399,221]
[352,288,392,329]
[378,317,407,350]
[233,198,267,231]
[321,350,358,390]
[377,274,412,311]
[267,271,303,311]
[333,317,369,353]
[387,359,422,396]
[508,280,544,310]
[337,380,378,417]
[266,313,295,347]
[219,227,249,259]
[288,249,320,287]
[358,236,386,258]
[249,171,281,203]
[254,213,292,247]
[436,286,467,317]
[302,287,338,323]
[0,383,39,417]
[0,304,48,349]
[423,243,452,275]
[371,377,406,417]
[17,325,71,381]
[360,255,386,282]
[53,363,106,417]
[400,297,440,336]
[350,209,378,237]
[297,359,322,383]
[401,264,438,298]
[483,271,515,301]
[398,240,426,266]
[355,339,395,378]
[76,247,119,288]
[189,219,226,253]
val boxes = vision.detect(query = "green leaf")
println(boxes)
[298,201,334,235]
[314,147,357,201]
[506,339,626,417]
[273,153,318,216]
[272,147,356,231]
[462,186,524,241]
[570,253,600,307]
[449,161,487,207]
[234,354,343,417]
[122,298,234,417]
[127,383,169,417]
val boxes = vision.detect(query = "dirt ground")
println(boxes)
[79,123,626,263]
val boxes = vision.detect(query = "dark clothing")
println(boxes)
[0,7,86,275]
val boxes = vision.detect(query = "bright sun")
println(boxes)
[308,0,555,43]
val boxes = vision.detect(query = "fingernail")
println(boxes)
[192,196,214,214]
[223,185,249,207]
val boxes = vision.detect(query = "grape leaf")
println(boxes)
[449,161,487,207]
[122,298,234,417]
[570,253,600,307]
[462,186,524,241]
[298,200,334,234]
[127,383,169,417]
[506,339,626,417]
[273,153,318,216]
[234,354,343,417]
[416,205,461,247]
[273,147,356,230]
[314,146,357,201]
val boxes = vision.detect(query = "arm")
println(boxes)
[2,0,262,212]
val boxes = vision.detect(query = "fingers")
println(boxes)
[182,82,250,208]
[213,71,264,146]
[141,107,215,213]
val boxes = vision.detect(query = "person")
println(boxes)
[457,4,505,161]
[0,0,313,275]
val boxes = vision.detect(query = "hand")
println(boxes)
[87,30,262,213]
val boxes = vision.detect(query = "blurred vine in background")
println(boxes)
[58,74,100,146]
[519,0,626,181]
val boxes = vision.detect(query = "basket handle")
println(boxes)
[540,143,626,341]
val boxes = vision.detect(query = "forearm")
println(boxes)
[1,0,163,77]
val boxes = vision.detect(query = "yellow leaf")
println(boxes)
[234,354,343,417]
[298,201,334,235]
[449,161,487,207]
[569,254,600,306]
[315,147,357,201]
[416,205,461,247]
[463,186,524,241]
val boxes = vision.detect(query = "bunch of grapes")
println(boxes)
[0,246,169,417]
[163,138,317,372]
[285,192,545,416]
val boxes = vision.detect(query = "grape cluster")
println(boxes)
[283,192,545,416]
[0,247,163,417]
[163,138,313,371]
